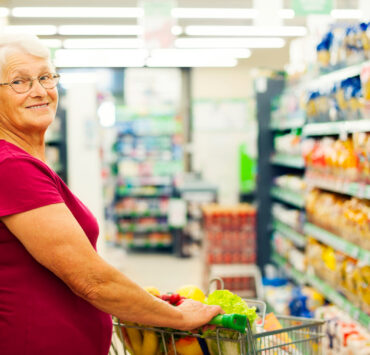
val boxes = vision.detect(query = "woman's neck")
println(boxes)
[0,129,46,161]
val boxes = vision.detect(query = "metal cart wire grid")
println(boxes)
[110,311,324,354]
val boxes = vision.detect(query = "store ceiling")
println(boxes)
[0,0,362,67]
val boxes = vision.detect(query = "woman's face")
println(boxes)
[0,51,58,136]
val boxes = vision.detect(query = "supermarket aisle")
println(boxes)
[101,244,203,293]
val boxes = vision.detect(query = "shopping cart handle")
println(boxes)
[209,314,247,333]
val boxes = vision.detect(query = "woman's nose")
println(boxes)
[29,79,47,96]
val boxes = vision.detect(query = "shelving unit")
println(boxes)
[270,116,305,131]
[273,219,306,248]
[269,60,370,331]
[112,110,184,252]
[303,120,370,137]
[304,223,370,264]
[272,251,370,330]
[270,153,305,169]
[45,89,68,183]
[270,186,305,209]
[305,171,370,199]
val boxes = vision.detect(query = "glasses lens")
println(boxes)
[11,79,31,93]
[39,74,59,89]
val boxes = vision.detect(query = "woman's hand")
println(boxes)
[174,299,223,331]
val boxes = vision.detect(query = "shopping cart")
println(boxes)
[110,280,325,355]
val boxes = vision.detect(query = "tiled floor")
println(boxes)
[100,243,204,294]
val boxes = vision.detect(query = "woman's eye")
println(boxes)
[39,74,51,81]
[12,79,26,85]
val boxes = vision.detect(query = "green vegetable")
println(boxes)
[205,290,257,327]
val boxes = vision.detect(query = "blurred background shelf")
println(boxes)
[303,223,370,264]
[272,219,306,248]
[303,120,370,136]
[270,153,305,169]
[305,172,370,199]
[272,251,370,330]
[270,186,305,209]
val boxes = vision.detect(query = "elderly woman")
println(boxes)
[0,34,221,355]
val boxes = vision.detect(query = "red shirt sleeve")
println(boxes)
[0,157,64,217]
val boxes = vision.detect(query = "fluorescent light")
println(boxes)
[4,25,57,35]
[172,8,294,19]
[175,37,285,49]
[41,39,62,48]
[172,8,258,19]
[63,38,144,49]
[331,9,363,19]
[150,48,251,59]
[59,25,143,36]
[0,7,9,16]
[12,7,143,18]
[146,57,238,67]
[171,26,183,35]
[185,26,307,37]
[279,9,295,19]
[54,49,146,67]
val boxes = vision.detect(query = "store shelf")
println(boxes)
[118,225,169,233]
[304,223,370,264]
[116,190,172,198]
[272,251,370,330]
[273,219,306,248]
[305,173,370,200]
[270,116,305,131]
[271,251,306,285]
[270,186,305,209]
[305,61,370,91]
[270,154,305,169]
[116,211,168,218]
[303,120,370,137]
[306,272,370,330]
[125,241,172,249]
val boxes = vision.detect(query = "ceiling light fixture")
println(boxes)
[63,38,144,49]
[185,26,307,37]
[4,25,57,35]
[150,48,251,59]
[175,37,285,49]
[54,49,147,67]
[59,25,143,36]
[330,9,363,19]
[0,7,9,16]
[172,8,294,19]
[41,39,62,48]
[171,26,183,35]
[146,57,238,67]
[11,7,144,18]
[172,8,258,19]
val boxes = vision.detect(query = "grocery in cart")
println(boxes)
[109,279,325,355]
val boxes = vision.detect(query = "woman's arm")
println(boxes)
[2,203,221,330]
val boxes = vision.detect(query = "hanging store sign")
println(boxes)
[293,0,333,15]
[140,0,177,49]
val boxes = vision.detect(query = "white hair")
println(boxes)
[0,33,52,74]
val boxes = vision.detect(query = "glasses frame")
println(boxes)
[0,73,61,94]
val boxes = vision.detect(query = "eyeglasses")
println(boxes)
[0,73,60,94]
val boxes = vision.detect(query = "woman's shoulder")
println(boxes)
[0,140,55,178]
[0,140,28,160]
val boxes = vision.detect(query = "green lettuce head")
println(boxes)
[205,290,257,326]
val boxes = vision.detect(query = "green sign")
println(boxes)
[293,0,332,15]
